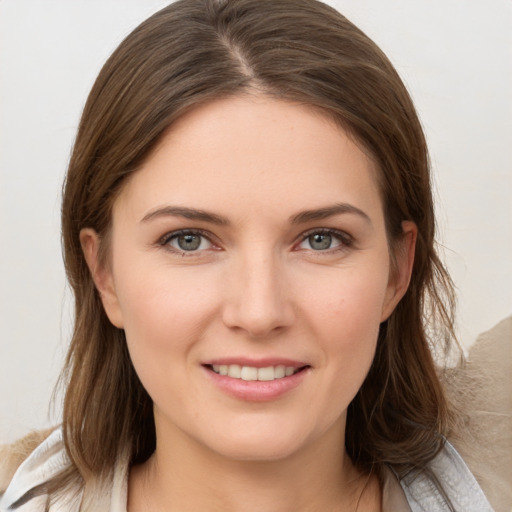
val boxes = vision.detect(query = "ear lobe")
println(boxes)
[380,221,417,322]
[79,228,124,329]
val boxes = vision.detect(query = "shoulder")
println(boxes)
[0,428,56,495]
[444,316,512,511]
[0,427,77,511]
[398,440,494,511]
[391,317,512,512]
[0,427,129,512]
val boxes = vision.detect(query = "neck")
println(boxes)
[128,421,375,512]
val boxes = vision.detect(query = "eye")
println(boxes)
[297,229,351,251]
[161,230,213,253]
[305,233,335,250]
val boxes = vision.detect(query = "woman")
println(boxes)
[0,0,495,510]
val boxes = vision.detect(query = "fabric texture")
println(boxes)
[445,316,512,512]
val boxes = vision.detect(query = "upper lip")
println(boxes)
[202,357,310,368]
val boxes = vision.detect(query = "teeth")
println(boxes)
[257,366,275,381]
[241,366,258,381]
[274,365,286,379]
[228,364,241,378]
[210,364,301,381]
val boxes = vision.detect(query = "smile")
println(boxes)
[210,364,302,381]
[204,362,310,401]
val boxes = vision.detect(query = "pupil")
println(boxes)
[310,233,331,250]
[178,234,201,251]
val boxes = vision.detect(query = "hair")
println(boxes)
[54,0,458,499]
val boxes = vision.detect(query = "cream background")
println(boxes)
[1,0,511,443]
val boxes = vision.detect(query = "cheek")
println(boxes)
[299,265,389,400]
[114,269,226,425]
[302,262,389,340]
[112,262,221,380]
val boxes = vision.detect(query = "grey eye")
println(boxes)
[308,233,332,250]
[162,230,214,253]
[173,234,204,251]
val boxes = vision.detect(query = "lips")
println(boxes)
[202,359,310,401]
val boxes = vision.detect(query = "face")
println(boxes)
[82,95,415,463]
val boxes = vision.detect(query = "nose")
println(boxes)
[221,252,296,339]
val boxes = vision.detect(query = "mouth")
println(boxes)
[204,363,310,382]
[202,360,311,401]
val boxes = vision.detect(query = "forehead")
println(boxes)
[114,95,383,224]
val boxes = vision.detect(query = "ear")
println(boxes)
[80,228,124,329]
[380,221,417,322]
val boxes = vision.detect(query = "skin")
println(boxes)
[81,95,416,511]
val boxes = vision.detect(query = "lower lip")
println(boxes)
[203,366,309,402]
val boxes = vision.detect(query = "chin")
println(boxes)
[209,436,305,462]
[195,419,315,463]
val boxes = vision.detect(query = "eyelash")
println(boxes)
[157,228,353,255]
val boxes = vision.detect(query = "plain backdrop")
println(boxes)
[1,0,511,443]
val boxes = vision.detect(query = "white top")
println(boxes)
[0,428,493,512]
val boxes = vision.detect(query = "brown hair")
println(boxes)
[56,0,456,495]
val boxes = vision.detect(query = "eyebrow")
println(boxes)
[290,203,372,225]
[141,206,230,225]
[141,203,371,226]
